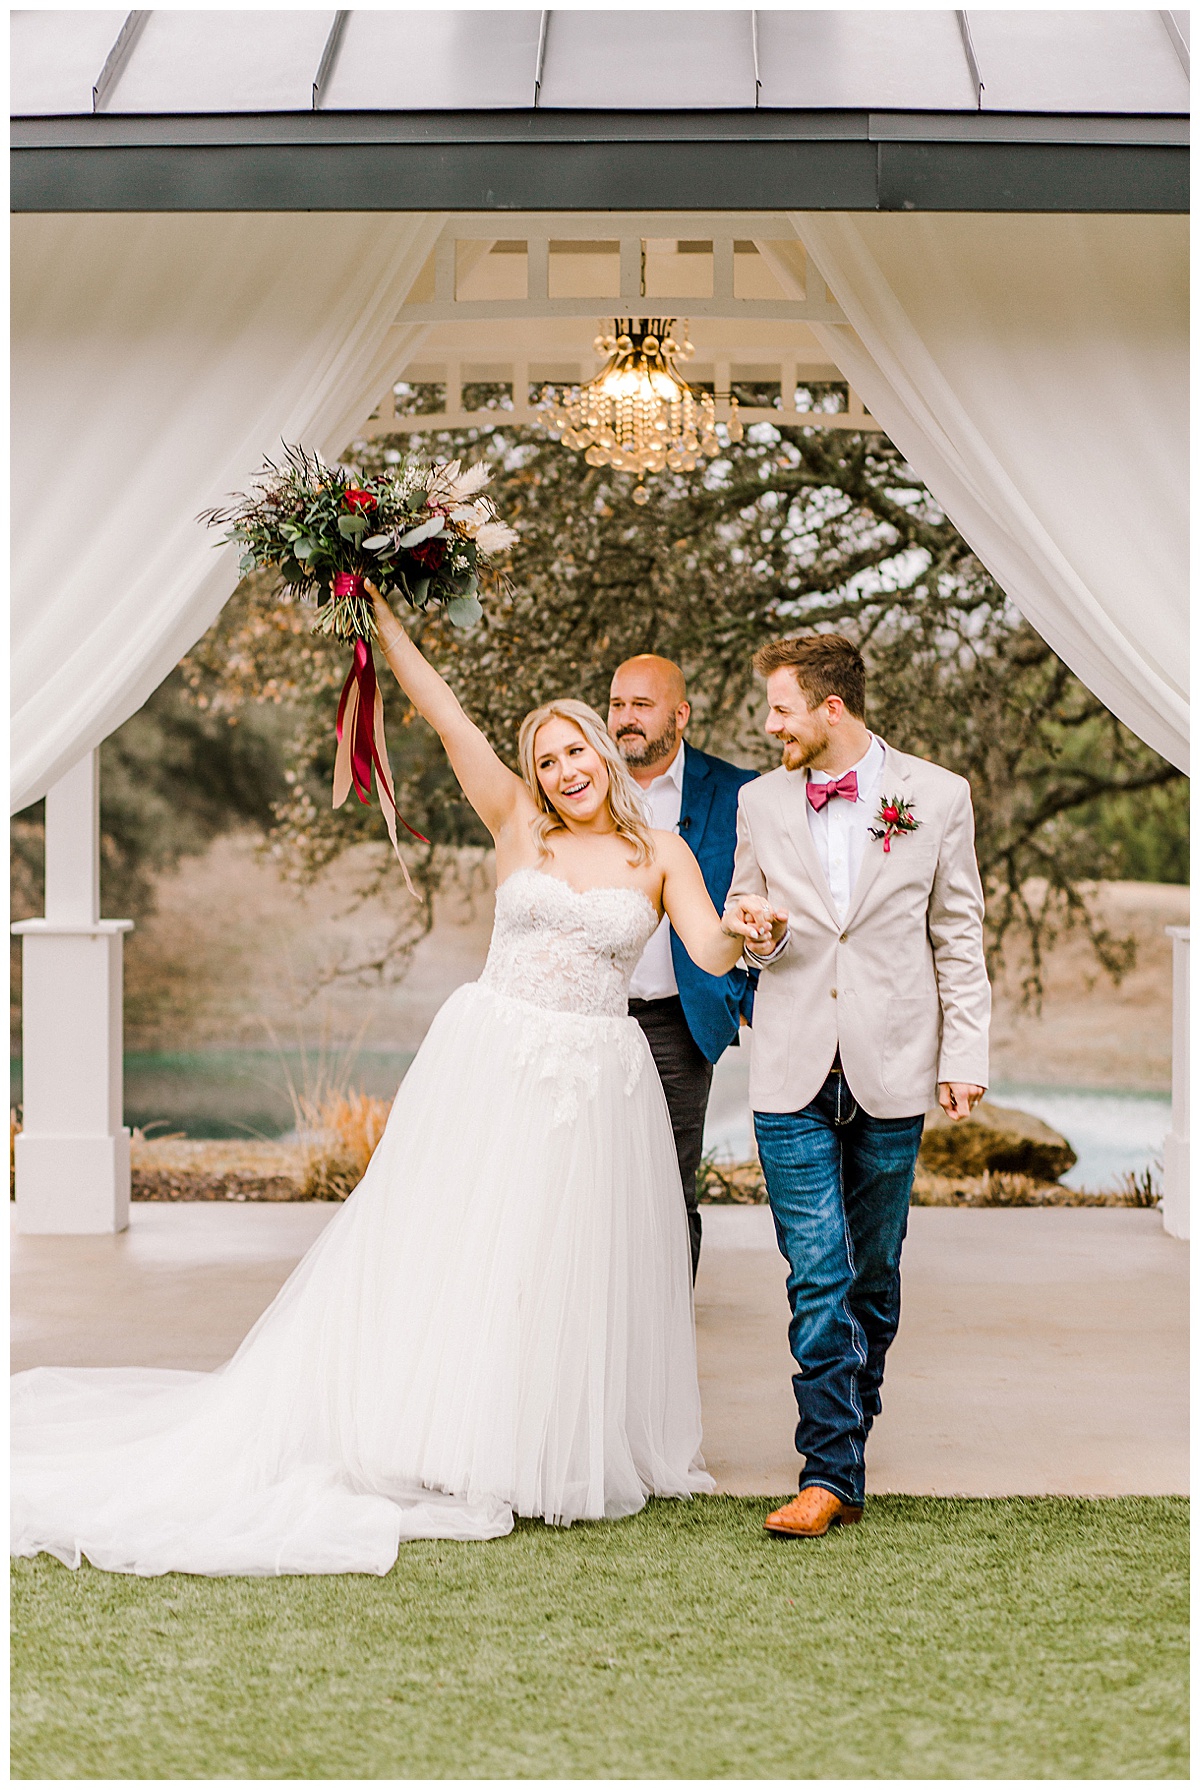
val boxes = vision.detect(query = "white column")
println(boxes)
[12,750,133,1234]
[1161,926,1189,1240]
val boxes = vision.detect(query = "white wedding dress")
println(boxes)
[11,869,713,1576]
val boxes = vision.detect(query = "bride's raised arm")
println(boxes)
[369,583,527,840]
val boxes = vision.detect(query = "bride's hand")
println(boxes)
[366,581,401,648]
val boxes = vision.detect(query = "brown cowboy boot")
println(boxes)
[764,1486,863,1539]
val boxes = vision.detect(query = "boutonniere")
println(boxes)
[869,794,920,853]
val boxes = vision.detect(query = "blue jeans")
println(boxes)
[754,1070,924,1507]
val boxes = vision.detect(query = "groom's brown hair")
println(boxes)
[753,633,866,720]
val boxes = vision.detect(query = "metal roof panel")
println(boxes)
[537,10,756,109]
[11,10,128,115]
[970,10,1190,113]
[321,11,541,111]
[105,11,334,114]
[757,12,978,111]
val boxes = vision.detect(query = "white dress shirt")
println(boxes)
[742,733,886,967]
[805,733,887,924]
[627,739,687,1001]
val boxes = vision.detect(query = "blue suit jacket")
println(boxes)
[671,744,759,1063]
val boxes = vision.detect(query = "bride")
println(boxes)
[12,587,781,1577]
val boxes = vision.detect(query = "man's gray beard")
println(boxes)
[617,716,678,770]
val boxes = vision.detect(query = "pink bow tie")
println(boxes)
[806,770,859,812]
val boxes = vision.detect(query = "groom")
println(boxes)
[726,633,990,1538]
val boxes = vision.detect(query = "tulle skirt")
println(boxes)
[11,982,712,1575]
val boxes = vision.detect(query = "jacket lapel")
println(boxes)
[679,745,716,853]
[843,741,910,925]
[779,769,841,926]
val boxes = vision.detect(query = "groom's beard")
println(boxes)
[615,716,678,770]
[780,728,829,771]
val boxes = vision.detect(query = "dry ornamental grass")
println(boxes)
[298,1089,392,1201]
[113,1090,393,1203]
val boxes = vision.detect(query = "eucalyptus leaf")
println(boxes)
[411,576,432,606]
[446,595,483,630]
[338,514,368,539]
[294,540,315,561]
[398,516,445,549]
[361,534,391,552]
[238,554,257,574]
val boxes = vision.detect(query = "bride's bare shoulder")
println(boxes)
[648,829,697,872]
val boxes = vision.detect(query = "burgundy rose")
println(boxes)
[344,488,377,513]
[411,538,447,571]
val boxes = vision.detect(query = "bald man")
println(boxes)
[609,656,758,1279]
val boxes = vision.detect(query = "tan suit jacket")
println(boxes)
[730,743,990,1118]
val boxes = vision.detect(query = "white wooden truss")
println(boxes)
[369,215,880,437]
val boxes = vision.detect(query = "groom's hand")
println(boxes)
[938,1082,985,1122]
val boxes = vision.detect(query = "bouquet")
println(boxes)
[203,447,516,893]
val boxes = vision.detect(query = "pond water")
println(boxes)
[986,1085,1170,1192]
[10,1050,415,1142]
[10,1049,1170,1194]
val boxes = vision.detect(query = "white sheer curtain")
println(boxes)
[758,216,1189,772]
[12,212,445,811]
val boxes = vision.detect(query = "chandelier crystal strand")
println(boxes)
[544,318,740,504]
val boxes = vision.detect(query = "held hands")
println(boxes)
[722,895,789,953]
[937,1083,985,1122]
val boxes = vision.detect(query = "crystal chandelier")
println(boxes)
[545,318,742,504]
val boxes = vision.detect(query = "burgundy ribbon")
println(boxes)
[333,572,375,802]
[326,571,427,895]
[334,638,428,845]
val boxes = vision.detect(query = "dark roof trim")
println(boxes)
[14,108,1189,146]
[11,109,1188,213]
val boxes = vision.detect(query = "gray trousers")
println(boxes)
[628,994,714,1283]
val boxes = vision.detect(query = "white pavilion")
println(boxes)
[11,9,1189,1235]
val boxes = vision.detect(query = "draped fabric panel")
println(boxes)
[758,216,1189,772]
[12,212,445,811]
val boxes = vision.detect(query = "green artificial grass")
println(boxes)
[11,1495,1188,1780]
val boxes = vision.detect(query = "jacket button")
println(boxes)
[839,932,848,942]
[830,988,837,999]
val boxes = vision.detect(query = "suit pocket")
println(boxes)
[881,995,939,1096]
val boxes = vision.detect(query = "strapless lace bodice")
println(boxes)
[479,868,659,1018]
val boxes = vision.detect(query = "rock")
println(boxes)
[919,1100,1077,1183]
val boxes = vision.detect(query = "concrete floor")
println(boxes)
[11,1204,1188,1497]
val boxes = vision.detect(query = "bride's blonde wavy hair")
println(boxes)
[517,699,653,866]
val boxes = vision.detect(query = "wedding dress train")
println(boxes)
[11,869,713,1576]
